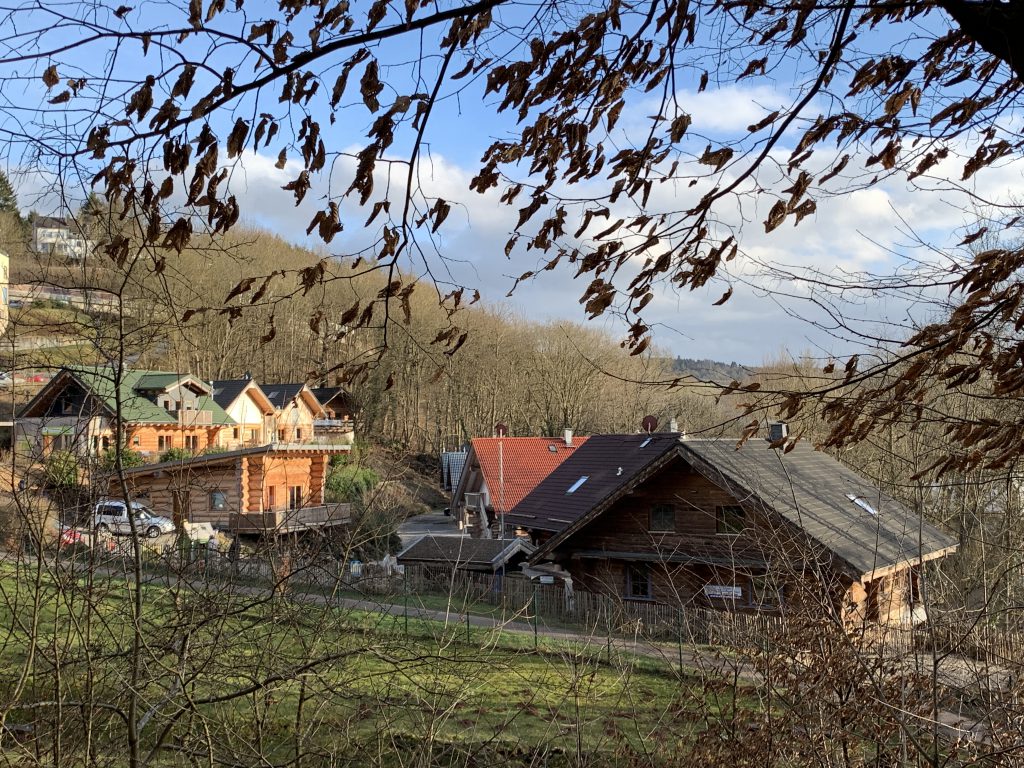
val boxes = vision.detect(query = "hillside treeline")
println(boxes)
[20,224,725,452]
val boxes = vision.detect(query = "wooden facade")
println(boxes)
[521,443,948,627]
[115,445,348,532]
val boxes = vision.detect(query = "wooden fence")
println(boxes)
[401,564,784,647]
[66,545,1024,663]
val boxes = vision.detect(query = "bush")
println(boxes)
[349,509,403,561]
[100,448,145,470]
[325,464,380,503]
[202,445,230,456]
[159,447,193,463]
[44,451,80,489]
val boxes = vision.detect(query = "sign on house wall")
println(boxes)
[703,584,742,600]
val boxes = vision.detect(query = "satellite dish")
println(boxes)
[641,415,658,434]
[495,423,508,437]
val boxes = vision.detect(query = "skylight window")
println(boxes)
[567,476,589,494]
[548,445,558,453]
[640,437,652,448]
[846,493,878,516]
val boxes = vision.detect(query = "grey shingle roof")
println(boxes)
[211,379,251,410]
[397,535,534,569]
[677,439,957,577]
[263,383,307,410]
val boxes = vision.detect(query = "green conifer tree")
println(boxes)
[0,172,16,214]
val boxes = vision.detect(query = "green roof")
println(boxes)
[62,366,234,426]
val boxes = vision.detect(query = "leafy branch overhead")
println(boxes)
[9,0,1024,466]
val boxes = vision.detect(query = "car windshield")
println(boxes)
[131,504,155,519]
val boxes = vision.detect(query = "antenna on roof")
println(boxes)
[641,415,658,434]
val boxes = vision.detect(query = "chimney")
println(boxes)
[767,421,788,443]
[669,417,679,433]
[563,428,573,447]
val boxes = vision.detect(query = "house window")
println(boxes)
[267,486,277,509]
[232,427,239,440]
[750,575,782,609]
[278,429,285,441]
[184,435,199,452]
[289,486,303,510]
[295,428,303,440]
[158,435,170,451]
[649,504,675,532]
[716,505,745,535]
[131,435,140,447]
[61,399,74,415]
[625,563,652,600]
[249,429,259,443]
[209,491,227,512]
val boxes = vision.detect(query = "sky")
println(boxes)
[4,0,1023,365]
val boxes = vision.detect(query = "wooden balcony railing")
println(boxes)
[172,409,214,426]
[230,503,352,534]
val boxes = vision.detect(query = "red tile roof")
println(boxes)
[472,436,589,513]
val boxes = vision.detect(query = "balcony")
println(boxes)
[313,419,355,432]
[171,409,214,427]
[230,503,352,534]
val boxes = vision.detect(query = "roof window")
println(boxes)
[846,493,878,516]
[566,476,589,494]
[640,437,652,448]
[548,445,558,453]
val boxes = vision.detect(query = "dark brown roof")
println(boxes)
[505,433,680,531]
[397,535,534,569]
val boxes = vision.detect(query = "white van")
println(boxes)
[93,499,175,538]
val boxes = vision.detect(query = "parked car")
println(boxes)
[0,372,11,388]
[93,499,175,538]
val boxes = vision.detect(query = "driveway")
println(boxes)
[398,510,466,547]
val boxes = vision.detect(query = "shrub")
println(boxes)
[44,451,80,489]
[325,464,380,503]
[202,445,230,456]
[100,448,145,470]
[158,447,193,463]
[349,509,403,561]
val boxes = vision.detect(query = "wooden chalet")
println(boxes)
[262,384,325,444]
[211,376,276,448]
[507,432,957,626]
[113,443,352,533]
[17,366,234,459]
[451,432,588,537]
[310,386,356,445]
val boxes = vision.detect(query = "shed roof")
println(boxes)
[515,434,956,578]
[397,535,534,569]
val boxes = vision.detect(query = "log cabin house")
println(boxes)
[112,443,352,533]
[506,432,957,626]
[451,432,588,537]
[17,366,234,459]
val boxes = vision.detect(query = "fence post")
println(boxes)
[605,595,612,665]
[533,582,539,651]
[677,607,684,673]
[466,610,471,645]
[404,569,409,637]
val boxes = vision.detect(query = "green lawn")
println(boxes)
[0,560,752,767]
